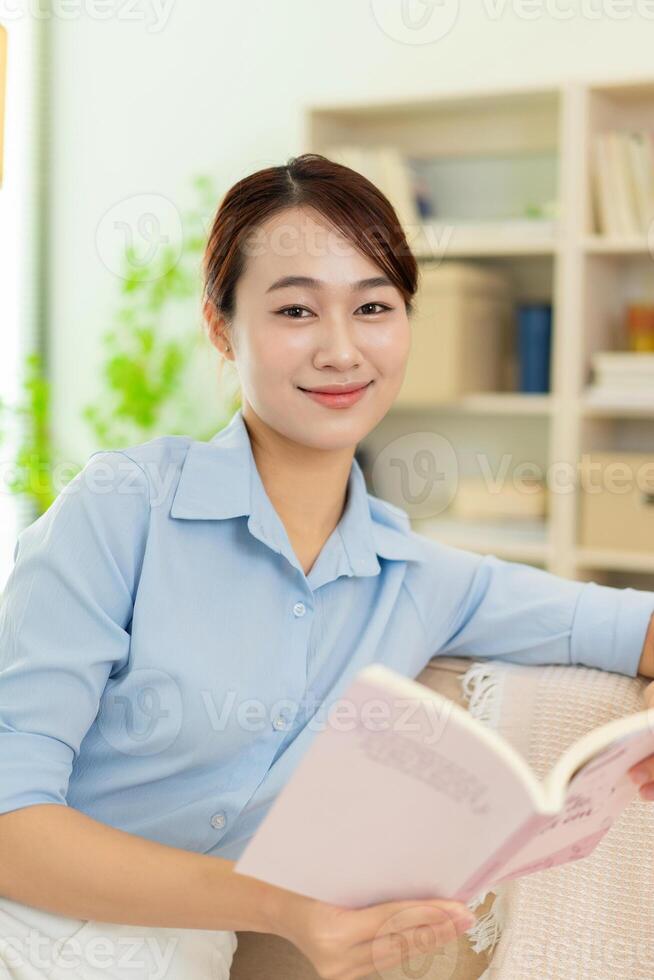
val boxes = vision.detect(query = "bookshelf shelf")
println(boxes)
[582,235,652,255]
[455,393,553,415]
[306,75,654,585]
[411,518,550,565]
[393,393,554,416]
[580,395,654,418]
[575,549,654,575]
[413,230,557,260]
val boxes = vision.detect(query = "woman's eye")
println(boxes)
[277,306,313,319]
[276,302,391,319]
[358,302,390,315]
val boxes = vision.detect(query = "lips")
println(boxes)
[298,381,374,409]
[299,382,372,394]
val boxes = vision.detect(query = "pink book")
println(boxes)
[235,663,654,907]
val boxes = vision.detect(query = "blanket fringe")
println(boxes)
[459,661,508,957]
[467,885,507,955]
[460,661,504,731]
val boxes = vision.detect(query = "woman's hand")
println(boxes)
[627,681,654,801]
[271,889,475,980]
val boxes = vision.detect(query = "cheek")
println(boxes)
[365,320,411,371]
[246,324,308,382]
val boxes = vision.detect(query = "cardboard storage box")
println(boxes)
[451,477,547,521]
[579,452,654,553]
[396,261,512,406]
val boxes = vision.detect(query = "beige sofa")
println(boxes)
[230,656,494,980]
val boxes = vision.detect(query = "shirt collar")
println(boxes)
[169,406,426,579]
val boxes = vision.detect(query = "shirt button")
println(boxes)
[293,601,306,617]
[210,811,226,830]
[273,715,290,731]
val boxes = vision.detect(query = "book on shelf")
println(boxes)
[593,130,654,236]
[235,663,654,907]
[323,147,557,250]
[325,144,422,232]
[586,352,654,404]
[584,390,654,410]
[592,350,654,380]
[625,131,654,232]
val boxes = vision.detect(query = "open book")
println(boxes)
[235,663,654,907]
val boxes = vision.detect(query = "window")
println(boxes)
[0,19,44,591]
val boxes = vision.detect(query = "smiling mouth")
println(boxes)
[296,381,374,407]
[297,382,373,394]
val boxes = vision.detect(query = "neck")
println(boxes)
[241,405,356,550]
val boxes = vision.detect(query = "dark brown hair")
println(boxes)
[202,153,419,338]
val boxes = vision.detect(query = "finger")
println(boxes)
[351,915,470,976]
[375,918,465,962]
[638,782,654,800]
[351,906,474,962]
[628,758,654,785]
[354,898,471,940]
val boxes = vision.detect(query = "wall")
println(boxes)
[46,0,654,462]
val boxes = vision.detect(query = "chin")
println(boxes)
[288,410,386,452]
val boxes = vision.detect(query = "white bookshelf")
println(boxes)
[414,393,554,417]
[412,517,550,566]
[582,235,651,255]
[306,78,654,587]
[576,548,654,575]
[412,231,557,260]
[581,396,654,419]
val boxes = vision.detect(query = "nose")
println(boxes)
[312,313,363,372]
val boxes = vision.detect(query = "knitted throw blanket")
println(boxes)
[460,659,654,980]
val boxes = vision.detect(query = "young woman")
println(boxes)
[1,153,654,980]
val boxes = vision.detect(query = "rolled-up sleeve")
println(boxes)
[0,451,150,815]
[428,550,654,678]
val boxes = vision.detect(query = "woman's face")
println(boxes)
[212,206,412,452]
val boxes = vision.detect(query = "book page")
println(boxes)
[481,725,654,889]
[236,667,539,906]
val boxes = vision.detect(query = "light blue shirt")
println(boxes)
[1,406,653,861]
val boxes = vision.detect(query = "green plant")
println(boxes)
[82,174,240,448]
[0,351,69,515]
[0,174,240,520]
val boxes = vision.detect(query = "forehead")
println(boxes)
[240,206,385,285]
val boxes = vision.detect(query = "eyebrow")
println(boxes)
[265,275,394,294]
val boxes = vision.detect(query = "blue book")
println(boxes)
[518,304,552,393]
